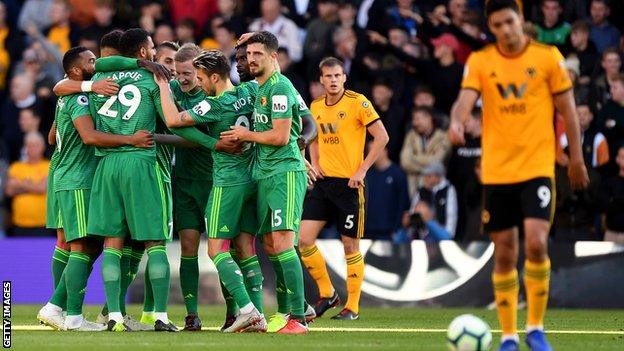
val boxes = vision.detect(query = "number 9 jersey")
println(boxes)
[88,68,163,157]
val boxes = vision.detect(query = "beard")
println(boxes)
[83,70,94,80]
[250,65,264,78]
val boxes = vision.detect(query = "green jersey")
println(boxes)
[53,93,98,191]
[252,71,305,179]
[89,68,163,158]
[170,79,213,180]
[155,116,174,182]
[187,83,255,186]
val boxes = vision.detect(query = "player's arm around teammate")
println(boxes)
[297,57,388,320]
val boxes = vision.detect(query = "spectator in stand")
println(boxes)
[568,20,600,83]
[591,48,622,110]
[386,0,421,40]
[18,0,53,33]
[1,74,38,162]
[447,108,481,241]
[176,18,197,45]
[365,143,410,240]
[41,0,79,55]
[168,0,217,37]
[82,0,119,44]
[536,0,570,49]
[138,0,165,34]
[554,102,608,241]
[153,23,176,46]
[0,2,24,98]
[598,146,624,243]
[371,79,406,163]
[413,85,449,129]
[367,31,463,114]
[597,73,624,176]
[4,132,51,237]
[203,0,246,38]
[588,0,621,54]
[281,0,318,28]
[277,47,307,101]
[332,26,367,90]
[406,161,457,241]
[303,0,339,79]
[249,0,303,62]
[400,106,451,196]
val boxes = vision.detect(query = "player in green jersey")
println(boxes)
[169,44,215,330]
[158,49,267,333]
[37,47,154,331]
[222,31,309,334]
[86,28,179,332]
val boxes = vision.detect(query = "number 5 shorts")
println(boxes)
[87,153,172,241]
[256,170,307,241]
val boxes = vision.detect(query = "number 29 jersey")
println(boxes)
[89,68,163,158]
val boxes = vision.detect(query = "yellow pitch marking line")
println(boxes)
[14,325,624,335]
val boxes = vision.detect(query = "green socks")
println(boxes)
[143,266,154,313]
[51,246,69,288]
[180,256,199,314]
[240,255,264,314]
[269,254,290,314]
[147,245,170,313]
[213,252,252,310]
[277,248,305,320]
[102,248,122,314]
[49,271,67,310]
[117,247,132,315]
[65,252,92,316]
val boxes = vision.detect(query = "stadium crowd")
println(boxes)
[0,0,623,243]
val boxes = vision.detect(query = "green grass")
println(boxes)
[8,305,624,350]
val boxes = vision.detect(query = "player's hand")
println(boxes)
[92,78,119,96]
[448,120,465,146]
[215,138,243,154]
[139,60,172,82]
[237,32,255,46]
[304,159,318,185]
[221,125,250,142]
[568,159,589,190]
[311,161,325,180]
[131,130,155,148]
[348,168,367,188]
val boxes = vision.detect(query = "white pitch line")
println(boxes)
[12,325,624,335]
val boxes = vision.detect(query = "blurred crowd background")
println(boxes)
[0,0,623,244]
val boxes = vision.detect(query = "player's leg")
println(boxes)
[483,183,522,351]
[51,229,69,289]
[521,178,554,351]
[206,185,262,333]
[47,175,69,289]
[332,184,366,320]
[175,178,209,330]
[86,155,129,331]
[124,157,176,331]
[300,179,336,314]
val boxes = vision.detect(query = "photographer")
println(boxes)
[404,162,457,241]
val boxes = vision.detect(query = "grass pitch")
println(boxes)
[8,305,624,350]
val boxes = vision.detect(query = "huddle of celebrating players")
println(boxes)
[36,27,389,335]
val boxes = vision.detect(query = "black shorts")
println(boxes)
[482,177,554,233]
[302,177,366,238]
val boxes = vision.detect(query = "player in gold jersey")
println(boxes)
[449,1,588,350]
[299,57,389,320]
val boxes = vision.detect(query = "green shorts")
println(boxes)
[57,189,90,242]
[87,153,170,242]
[46,174,62,229]
[163,179,173,242]
[174,177,212,233]
[205,182,257,239]
[256,171,306,238]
